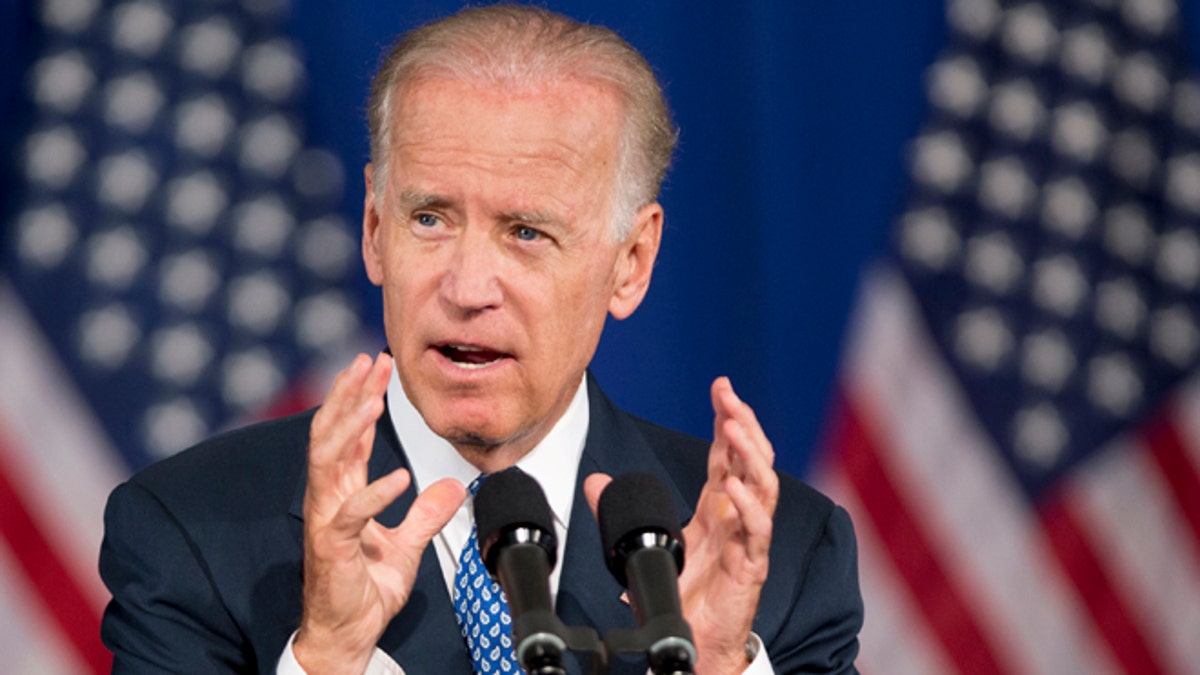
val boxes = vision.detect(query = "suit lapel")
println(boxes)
[555,375,697,672]
[287,399,473,673]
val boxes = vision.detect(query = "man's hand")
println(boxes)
[585,377,777,675]
[294,353,466,675]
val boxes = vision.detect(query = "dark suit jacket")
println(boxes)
[100,376,862,673]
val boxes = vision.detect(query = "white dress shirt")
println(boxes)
[277,365,772,674]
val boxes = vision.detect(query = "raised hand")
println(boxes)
[294,353,466,674]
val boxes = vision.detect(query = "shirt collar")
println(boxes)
[386,365,589,530]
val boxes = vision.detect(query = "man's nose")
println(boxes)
[439,229,503,313]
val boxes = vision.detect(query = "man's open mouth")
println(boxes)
[437,344,509,369]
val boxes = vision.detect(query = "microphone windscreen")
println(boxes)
[473,466,556,558]
[597,472,683,557]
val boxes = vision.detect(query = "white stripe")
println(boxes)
[818,466,957,675]
[0,540,89,675]
[841,266,1118,675]
[0,281,128,609]
[1066,437,1200,674]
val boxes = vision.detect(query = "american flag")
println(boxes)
[0,1,370,672]
[817,0,1200,673]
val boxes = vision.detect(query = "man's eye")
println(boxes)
[515,225,541,241]
[416,213,440,227]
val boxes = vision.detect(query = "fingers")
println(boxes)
[307,353,394,517]
[387,477,467,575]
[583,473,613,519]
[327,468,413,540]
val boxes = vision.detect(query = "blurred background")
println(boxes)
[2,0,1200,673]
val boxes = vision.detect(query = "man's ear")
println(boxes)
[362,164,385,287]
[609,202,663,320]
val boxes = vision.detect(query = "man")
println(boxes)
[100,5,862,674]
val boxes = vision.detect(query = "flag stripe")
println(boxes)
[819,463,957,675]
[0,427,108,675]
[1141,412,1200,564]
[0,542,90,675]
[1066,435,1200,674]
[1038,491,1165,675]
[826,397,1007,675]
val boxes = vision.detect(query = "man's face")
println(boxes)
[362,75,661,465]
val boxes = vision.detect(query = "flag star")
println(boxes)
[243,39,305,102]
[1165,153,1200,215]
[142,397,208,458]
[1013,402,1069,470]
[1103,203,1155,265]
[978,156,1036,219]
[78,303,141,370]
[166,171,229,235]
[988,79,1046,141]
[150,323,214,387]
[1108,127,1159,190]
[41,0,100,34]
[104,71,165,134]
[221,349,284,410]
[1087,352,1143,416]
[948,0,1002,41]
[292,148,346,203]
[227,272,291,335]
[159,251,222,313]
[233,195,295,257]
[97,150,159,213]
[24,126,87,188]
[1150,306,1200,368]
[1172,80,1200,133]
[30,50,94,113]
[238,115,300,178]
[1040,176,1095,239]
[297,216,356,279]
[955,307,1014,371]
[296,291,360,352]
[1032,254,1088,317]
[1051,101,1108,163]
[175,94,237,159]
[1094,277,1146,340]
[1121,0,1177,36]
[965,230,1023,293]
[179,16,243,78]
[110,0,174,58]
[17,203,78,269]
[927,55,988,119]
[1021,329,1076,391]
[1060,23,1113,86]
[86,226,148,290]
[1155,228,1200,290]
[1114,52,1170,113]
[911,130,973,193]
[899,206,961,271]
[1001,4,1059,64]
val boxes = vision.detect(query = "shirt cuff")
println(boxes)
[276,631,406,675]
[742,632,775,674]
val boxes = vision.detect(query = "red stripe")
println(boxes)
[1038,490,1165,675]
[828,395,1008,675]
[1141,412,1200,563]
[0,426,110,674]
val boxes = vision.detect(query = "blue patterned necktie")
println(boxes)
[454,475,520,674]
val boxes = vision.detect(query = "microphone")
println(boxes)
[597,472,695,674]
[474,467,565,675]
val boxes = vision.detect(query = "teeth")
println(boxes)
[451,359,501,370]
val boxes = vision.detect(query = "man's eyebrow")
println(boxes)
[502,209,564,227]
[399,190,454,211]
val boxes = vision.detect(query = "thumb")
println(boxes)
[392,477,467,557]
[583,473,613,520]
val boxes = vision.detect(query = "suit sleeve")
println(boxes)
[100,480,253,673]
[766,504,863,674]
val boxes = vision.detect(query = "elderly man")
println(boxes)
[100,5,862,674]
